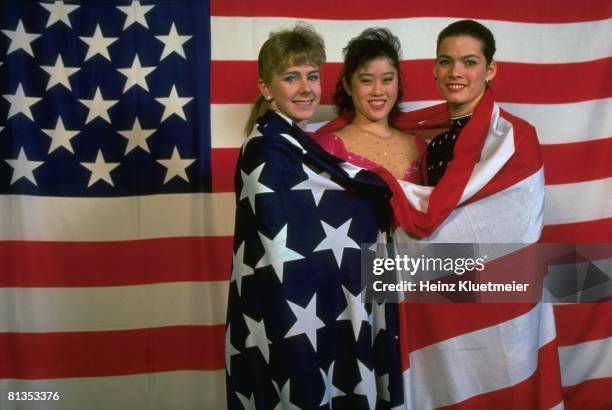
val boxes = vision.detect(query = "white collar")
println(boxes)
[272,110,294,126]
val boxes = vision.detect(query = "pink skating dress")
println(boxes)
[315,133,427,183]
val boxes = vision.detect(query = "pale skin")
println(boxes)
[258,64,321,130]
[434,35,497,117]
[335,57,419,180]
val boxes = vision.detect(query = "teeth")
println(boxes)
[369,100,385,106]
[448,85,465,89]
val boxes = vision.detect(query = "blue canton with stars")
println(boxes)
[226,110,404,409]
[0,0,211,196]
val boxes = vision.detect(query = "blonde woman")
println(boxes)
[227,24,403,409]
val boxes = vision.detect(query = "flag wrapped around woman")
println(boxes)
[393,87,544,243]
[315,86,561,409]
[314,18,561,408]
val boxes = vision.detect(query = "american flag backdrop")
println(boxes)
[0,1,610,409]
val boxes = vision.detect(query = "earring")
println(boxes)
[485,79,491,86]
[265,96,272,101]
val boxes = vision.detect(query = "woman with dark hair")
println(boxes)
[391,20,561,409]
[425,19,497,186]
[317,28,425,182]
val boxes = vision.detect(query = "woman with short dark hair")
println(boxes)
[317,27,425,182]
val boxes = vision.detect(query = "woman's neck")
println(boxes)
[351,112,391,132]
[451,112,473,121]
[272,109,307,130]
[448,90,486,117]
[295,119,308,130]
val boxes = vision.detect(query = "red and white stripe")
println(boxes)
[400,303,562,409]
[2,1,610,409]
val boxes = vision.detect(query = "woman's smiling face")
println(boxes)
[347,57,399,123]
[259,64,321,128]
[434,35,496,117]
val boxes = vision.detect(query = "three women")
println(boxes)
[228,19,554,409]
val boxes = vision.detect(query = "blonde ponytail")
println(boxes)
[244,95,270,136]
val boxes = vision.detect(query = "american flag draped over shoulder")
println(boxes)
[392,93,560,408]
[227,109,405,409]
[1,1,611,409]
[315,86,559,408]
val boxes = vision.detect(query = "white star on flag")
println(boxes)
[313,219,360,268]
[155,85,193,122]
[242,127,263,146]
[5,147,44,186]
[2,83,42,121]
[235,392,256,410]
[117,54,156,93]
[42,116,80,154]
[79,24,118,62]
[243,314,271,363]
[156,146,195,184]
[272,380,301,410]
[354,360,377,410]
[369,302,387,345]
[155,22,192,60]
[117,0,155,30]
[284,295,325,350]
[319,361,346,407]
[291,164,343,206]
[40,54,80,91]
[225,324,240,377]
[337,286,369,340]
[256,224,305,282]
[230,242,255,297]
[239,163,273,213]
[78,87,118,124]
[80,150,120,187]
[40,1,80,28]
[341,161,363,179]
[1,20,40,57]
[118,117,156,155]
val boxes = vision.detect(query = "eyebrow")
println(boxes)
[437,54,481,60]
[282,69,320,75]
[357,72,396,76]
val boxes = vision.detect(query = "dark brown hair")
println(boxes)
[334,27,403,117]
[436,20,496,65]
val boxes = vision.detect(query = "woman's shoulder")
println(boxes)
[314,130,348,156]
[314,131,342,143]
[396,129,416,139]
[241,112,307,162]
[396,129,428,152]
